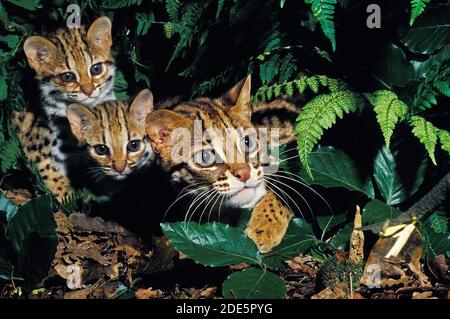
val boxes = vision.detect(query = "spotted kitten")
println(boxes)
[66,89,155,182]
[146,76,299,252]
[13,17,116,201]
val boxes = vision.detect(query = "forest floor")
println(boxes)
[0,189,449,299]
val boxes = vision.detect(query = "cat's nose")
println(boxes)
[232,165,251,183]
[113,162,126,173]
[80,83,94,97]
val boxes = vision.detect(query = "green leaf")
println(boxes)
[330,223,352,249]
[296,90,359,177]
[298,146,375,198]
[401,7,450,54]
[222,267,286,299]
[0,74,7,101]
[114,70,129,100]
[0,192,18,223]
[420,212,450,259]
[0,247,13,280]
[410,116,438,165]
[427,211,448,234]
[410,0,430,25]
[316,211,347,236]
[437,129,450,155]
[6,0,40,10]
[362,199,401,226]
[0,35,20,49]
[161,222,262,267]
[373,146,426,205]
[5,195,57,289]
[372,44,416,88]
[365,90,408,148]
[305,0,337,51]
[263,218,315,268]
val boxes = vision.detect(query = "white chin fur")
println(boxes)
[227,183,266,209]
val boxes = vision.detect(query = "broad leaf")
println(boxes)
[161,222,262,267]
[372,44,416,88]
[316,211,347,236]
[420,212,450,259]
[373,146,426,205]
[5,195,57,289]
[362,199,401,225]
[400,7,450,54]
[263,218,315,268]
[298,146,375,198]
[7,0,41,10]
[330,223,352,249]
[222,267,286,299]
[0,249,12,280]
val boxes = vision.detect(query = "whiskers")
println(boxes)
[84,166,108,185]
[263,164,334,236]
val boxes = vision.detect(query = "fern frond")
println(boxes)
[434,81,450,97]
[0,136,21,173]
[410,0,430,25]
[296,90,360,177]
[305,0,337,51]
[60,188,98,214]
[166,0,181,21]
[102,0,143,9]
[216,0,226,19]
[365,90,408,148]
[410,116,438,164]
[253,74,343,102]
[437,129,450,155]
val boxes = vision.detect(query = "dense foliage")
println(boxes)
[0,0,449,298]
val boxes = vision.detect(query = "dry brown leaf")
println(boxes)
[199,287,217,298]
[360,228,429,289]
[2,188,32,205]
[412,291,437,299]
[64,288,91,299]
[135,288,164,299]
[311,283,347,299]
[229,263,251,271]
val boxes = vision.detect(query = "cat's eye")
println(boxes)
[243,135,256,152]
[93,144,109,156]
[90,63,104,76]
[58,72,76,83]
[127,140,141,152]
[193,149,215,167]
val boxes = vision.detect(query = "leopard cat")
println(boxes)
[66,89,155,184]
[12,16,116,201]
[146,75,300,253]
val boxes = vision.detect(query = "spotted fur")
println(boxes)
[146,75,299,252]
[13,17,116,202]
[66,90,155,181]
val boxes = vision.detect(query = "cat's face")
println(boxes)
[67,90,155,180]
[147,76,285,209]
[24,16,115,115]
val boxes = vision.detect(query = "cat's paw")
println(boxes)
[245,190,294,253]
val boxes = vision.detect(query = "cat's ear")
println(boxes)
[23,36,57,72]
[67,104,96,142]
[87,16,112,51]
[227,75,252,123]
[145,110,190,155]
[130,89,154,126]
[252,99,299,145]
